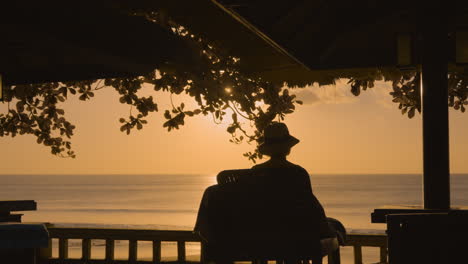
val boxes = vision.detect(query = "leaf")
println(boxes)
[119,118,125,123]
[408,108,415,118]
[16,101,25,112]
[227,125,236,133]
[69,88,77,95]
[295,100,303,105]
[79,94,87,101]
[164,110,171,119]
[61,87,68,98]
[351,85,360,96]
[232,113,237,122]
[137,123,143,130]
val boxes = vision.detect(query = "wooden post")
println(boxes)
[177,241,186,262]
[82,238,91,261]
[105,239,114,262]
[58,238,68,259]
[129,239,138,262]
[200,241,206,264]
[153,240,161,264]
[420,2,450,209]
[380,246,387,264]
[353,245,362,264]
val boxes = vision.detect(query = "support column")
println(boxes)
[421,4,450,209]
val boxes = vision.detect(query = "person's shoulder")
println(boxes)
[289,164,310,176]
[251,164,262,169]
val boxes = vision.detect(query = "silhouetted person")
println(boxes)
[194,122,342,262]
[252,122,339,255]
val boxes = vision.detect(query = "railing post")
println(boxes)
[82,238,91,261]
[353,245,362,264]
[177,240,186,263]
[200,241,207,264]
[105,239,114,262]
[58,238,68,260]
[153,240,161,264]
[380,246,388,263]
[129,239,138,263]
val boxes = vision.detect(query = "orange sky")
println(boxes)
[1,79,468,175]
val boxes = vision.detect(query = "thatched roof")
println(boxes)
[210,0,468,84]
[0,1,187,85]
[2,0,467,86]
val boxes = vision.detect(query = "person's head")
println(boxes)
[258,122,299,158]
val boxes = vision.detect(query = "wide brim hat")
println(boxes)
[258,122,299,155]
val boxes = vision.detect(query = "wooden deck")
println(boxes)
[39,225,387,264]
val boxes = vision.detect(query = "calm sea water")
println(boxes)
[2,173,468,230]
[1,173,467,263]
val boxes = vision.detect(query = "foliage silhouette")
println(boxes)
[1,10,467,162]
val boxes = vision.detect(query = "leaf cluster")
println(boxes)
[0,11,302,162]
[347,67,468,119]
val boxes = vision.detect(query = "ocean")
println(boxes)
[1,173,467,263]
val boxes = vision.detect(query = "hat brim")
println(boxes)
[258,136,299,155]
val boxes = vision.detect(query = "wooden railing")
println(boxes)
[40,225,387,264]
[343,232,387,264]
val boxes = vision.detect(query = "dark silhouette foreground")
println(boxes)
[194,123,344,263]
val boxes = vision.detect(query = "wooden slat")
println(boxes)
[105,239,114,261]
[0,200,36,212]
[153,240,161,264]
[344,233,387,247]
[353,246,362,264]
[380,246,388,264]
[200,242,205,263]
[82,238,91,260]
[177,241,186,262]
[59,238,69,259]
[46,227,200,241]
[129,239,138,262]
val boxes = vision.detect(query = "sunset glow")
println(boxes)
[1,80,468,175]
